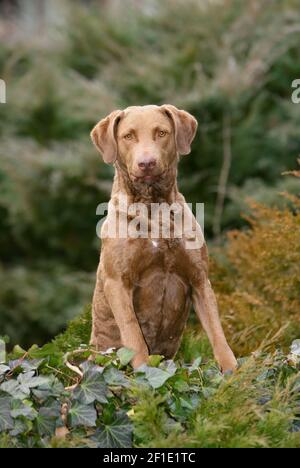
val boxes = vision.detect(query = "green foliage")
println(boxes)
[0,340,299,448]
[0,140,111,268]
[177,326,213,363]
[211,170,300,356]
[0,264,93,348]
[52,305,92,354]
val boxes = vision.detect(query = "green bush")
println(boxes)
[0,337,299,448]
[0,263,93,348]
[0,138,111,269]
[212,171,300,356]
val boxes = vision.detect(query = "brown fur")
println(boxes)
[90,105,237,371]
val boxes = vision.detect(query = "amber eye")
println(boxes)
[158,130,167,137]
[124,133,133,140]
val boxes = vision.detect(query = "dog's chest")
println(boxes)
[130,237,192,356]
[120,236,202,289]
[127,237,184,277]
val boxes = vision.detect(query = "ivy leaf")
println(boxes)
[145,368,172,389]
[103,367,129,387]
[188,357,202,373]
[32,376,65,401]
[160,360,177,376]
[0,380,29,400]
[180,394,200,411]
[44,400,62,417]
[0,395,14,431]
[173,378,190,393]
[80,361,104,374]
[10,419,28,437]
[20,359,45,372]
[0,365,10,376]
[74,370,108,404]
[8,359,24,373]
[18,343,64,370]
[17,371,50,391]
[68,401,97,427]
[91,411,132,448]
[139,366,171,389]
[11,345,26,357]
[34,400,61,436]
[11,400,38,420]
[116,348,135,366]
[35,407,57,436]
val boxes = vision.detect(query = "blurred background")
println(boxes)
[0,0,299,349]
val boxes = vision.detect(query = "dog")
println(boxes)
[90,104,237,372]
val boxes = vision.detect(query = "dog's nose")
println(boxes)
[138,158,157,171]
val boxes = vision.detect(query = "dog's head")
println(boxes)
[91,105,197,185]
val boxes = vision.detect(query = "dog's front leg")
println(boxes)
[192,278,237,372]
[104,279,149,368]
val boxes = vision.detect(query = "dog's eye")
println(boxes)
[124,133,133,140]
[158,130,167,137]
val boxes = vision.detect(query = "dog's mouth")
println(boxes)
[130,171,165,185]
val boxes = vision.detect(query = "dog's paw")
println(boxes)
[216,348,238,373]
[131,351,149,369]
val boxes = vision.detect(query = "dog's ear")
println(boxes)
[161,104,198,155]
[91,110,124,164]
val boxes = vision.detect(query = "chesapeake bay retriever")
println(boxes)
[90,105,237,371]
